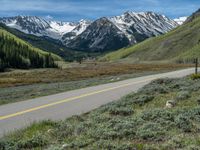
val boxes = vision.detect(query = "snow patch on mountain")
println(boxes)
[174,17,188,25]
[0,16,89,40]
[109,11,178,42]
[49,21,76,35]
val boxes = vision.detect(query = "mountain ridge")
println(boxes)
[101,10,200,62]
[0,12,178,52]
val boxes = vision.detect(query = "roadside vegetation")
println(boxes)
[1,74,200,149]
[0,63,191,105]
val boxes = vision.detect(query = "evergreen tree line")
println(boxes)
[0,31,57,72]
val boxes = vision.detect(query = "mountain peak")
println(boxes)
[174,16,188,25]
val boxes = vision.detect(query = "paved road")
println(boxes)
[0,68,196,137]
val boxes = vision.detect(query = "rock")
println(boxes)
[166,100,176,108]
[47,129,54,133]
[62,144,69,149]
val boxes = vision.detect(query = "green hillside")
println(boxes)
[0,26,62,71]
[101,13,200,63]
[0,24,91,62]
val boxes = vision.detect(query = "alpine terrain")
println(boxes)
[102,9,200,62]
[0,12,178,52]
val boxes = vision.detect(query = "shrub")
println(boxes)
[74,122,90,136]
[140,84,170,95]
[151,78,174,85]
[92,139,117,149]
[191,74,200,80]
[187,107,200,122]
[133,95,154,106]
[17,133,48,149]
[52,122,74,140]
[141,109,174,122]
[162,134,186,149]
[136,122,164,141]
[61,137,94,149]
[90,127,119,140]
[0,140,18,150]
[113,120,136,138]
[107,106,134,116]
[170,78,191,90]
[176,91,191,101]
[175,114,193,132]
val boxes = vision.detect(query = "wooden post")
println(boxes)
[195,58,198,74]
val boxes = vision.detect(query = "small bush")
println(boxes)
[18,133,48,148]
[107,106,134,116]
[162,134,186,149]
[187,107,200,122]
[92,140,144,150]
[191,74,200,80]
[175,114,193,132]
[0,140,18,150]
[74,122,90,136]
[152,78,174,85]
[140,84,170,95]
[141,109,174,122]
[133,95,154,106]
[61,137,94,149]
[90,127,119,140]
[136,122,164,141]
[176,91,191,101]
[113,120,136,138]
[52,122,74,140]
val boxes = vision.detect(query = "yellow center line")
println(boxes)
[0,75,164,121]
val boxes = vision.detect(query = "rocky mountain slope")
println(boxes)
[0,16,78,39]
[64,12,178,51]
[0,12,178,52]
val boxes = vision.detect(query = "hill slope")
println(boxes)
[102,10,200,62]
[0,26,61,71]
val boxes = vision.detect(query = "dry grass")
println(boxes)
[0,62,192,88]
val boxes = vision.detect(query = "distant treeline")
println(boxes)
[0,29,58,72]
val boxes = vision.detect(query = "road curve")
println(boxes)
[0,68,196,137]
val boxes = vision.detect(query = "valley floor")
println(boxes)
[1,74,200,149]
[0,62,192,105]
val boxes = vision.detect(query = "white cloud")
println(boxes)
[45,15,53,20]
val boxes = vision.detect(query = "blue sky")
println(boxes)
[0,0,200,22]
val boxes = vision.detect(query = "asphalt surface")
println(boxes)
[0,68,196,137]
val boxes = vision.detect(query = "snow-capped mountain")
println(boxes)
[65,17,130,51]
[109,11,178,43]
[0,12,178,52]
[49,21,77,35]
[62,19,91,42]
[174,17,187,25]
[64,11,178,51]
[0,16,80,39]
